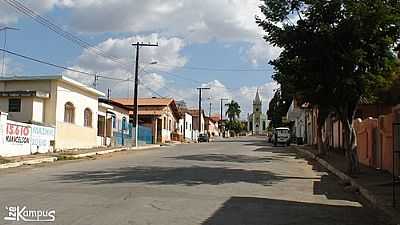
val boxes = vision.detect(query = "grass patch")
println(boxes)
[0,156,11,164]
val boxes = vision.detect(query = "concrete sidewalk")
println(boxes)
[0,144,161,169]
[293,145,400,224]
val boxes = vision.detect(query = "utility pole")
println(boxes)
[107,88,111,100]
[93,74,99,88]
[132,42,158,147]
[0,27,19,77]
[208,97,212,117]
[220,98,228,136]
[209,102,212,117]
[197,87,210,135]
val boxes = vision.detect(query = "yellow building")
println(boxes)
[0,75,105,150]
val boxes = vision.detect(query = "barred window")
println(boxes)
[64,102,75,123]
[8,98,21,112]
[84,108,92,127]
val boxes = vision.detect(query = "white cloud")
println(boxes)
[2,0,280,65]
[56,0,279,64]
[76,33,186,73]
[247,37,282,65]
[63,33,186,99]
[60,0,261,41]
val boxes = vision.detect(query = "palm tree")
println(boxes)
[225,100,241,121]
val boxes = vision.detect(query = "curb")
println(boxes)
[0,157,57,169]
[294,146,400,224]
[0,145,162,169]
[64,145,162,158]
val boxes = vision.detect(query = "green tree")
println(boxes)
[257,0,400,174]
[225,100,241,121]
[225,120,246,135]
[267,88,291,128]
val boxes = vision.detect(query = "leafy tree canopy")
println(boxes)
[225,100,241,121]
[257,0,400,120]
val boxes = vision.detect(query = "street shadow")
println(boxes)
[167,154,278,163]
[51,166,286,186]
[307,159,363,203]
[214,139,266,144]
[253,146,300,159]
[201,196,385,225]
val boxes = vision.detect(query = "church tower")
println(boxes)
[253,89,262,134]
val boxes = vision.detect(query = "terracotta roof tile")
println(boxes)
[113,98,174,106]
[117,98,181,118]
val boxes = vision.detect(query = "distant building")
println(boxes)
[205,116,219,137]
[287,98,307,143]
[247,89,268,135]
[97,98,131,146]
[0,75,105,150]
[113,97,180,143]
[187,109,205,141]
[177,109,193,142]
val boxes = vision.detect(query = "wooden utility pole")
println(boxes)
[132,42,158,147]
[197,87,210,135]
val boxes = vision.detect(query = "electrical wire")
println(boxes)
[3,0,270,74]
[154,63,270,72]
[2,0,132,70]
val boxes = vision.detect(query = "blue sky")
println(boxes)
[0,0,280,117]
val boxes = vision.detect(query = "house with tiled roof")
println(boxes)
[205,115,220,137]
[113,97,180,143]
[0,75,105,150]
[187,109,206,141]
[177,107,193,142]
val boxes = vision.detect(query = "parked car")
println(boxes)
[272,127,291,146]
[198,133,209,142]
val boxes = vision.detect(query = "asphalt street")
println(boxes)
[0,137,390,225]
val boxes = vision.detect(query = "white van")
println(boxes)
[272,127,291,146]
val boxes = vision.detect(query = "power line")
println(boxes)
[0,48,95,76]
[0,48,135,84]
[3,0,270,77]
[0,47,167,98]
[143,69,204,85]
[2,0,132,70]
[155,63,270,72]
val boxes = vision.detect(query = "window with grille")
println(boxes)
[64,102,75,123]
[8,98,21,112]
[84,108,92,127]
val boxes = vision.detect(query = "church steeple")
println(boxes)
[253,88,262,114]
[253,88,261,104]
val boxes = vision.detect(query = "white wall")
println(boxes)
[32,98,44,123]
[184,113,193,140]
[54,81,101,149]
[55,81,99,127]
[0,114,55,157]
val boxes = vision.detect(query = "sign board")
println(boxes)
[31,125,55,153]
[0,119,55,157]
[5,122,30,145]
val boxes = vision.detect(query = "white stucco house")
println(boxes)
[0,75,105,150]
[287,98,307,144]
[178,111,193,141]
[188,109,205,141]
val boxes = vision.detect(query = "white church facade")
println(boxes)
[247,89,268,135]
